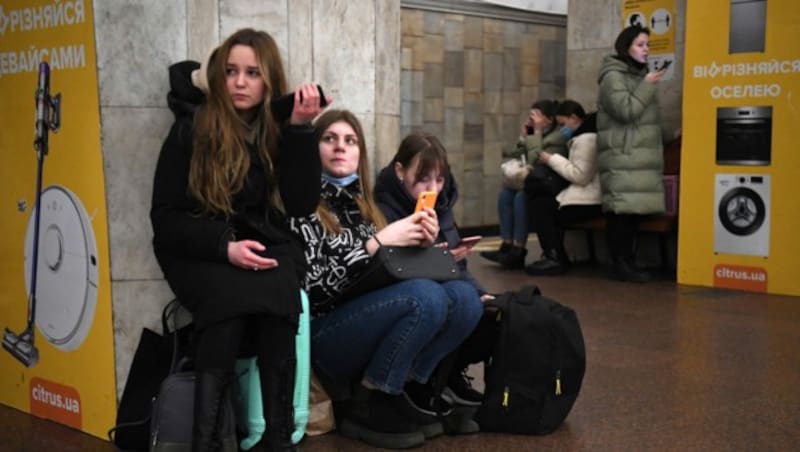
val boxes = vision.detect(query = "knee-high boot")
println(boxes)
[191,369,236,452]
[259,360,297,452]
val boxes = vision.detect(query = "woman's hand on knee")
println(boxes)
[227,240,279,271]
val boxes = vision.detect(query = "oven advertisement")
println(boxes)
[679,0,800,295]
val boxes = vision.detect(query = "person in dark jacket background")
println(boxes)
[150,28,328,451]
[374,133,496,419]
[596,25,667,282]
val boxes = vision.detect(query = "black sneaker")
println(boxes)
[398,381,453,439]
[442,369,483,407]
[338,386,425,449]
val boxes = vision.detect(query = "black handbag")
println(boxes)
[110,300,193,450]
[333,245,462,302]
[524,163,569,197]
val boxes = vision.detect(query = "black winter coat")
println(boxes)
[150,61,321,330]
[373,165,486,295]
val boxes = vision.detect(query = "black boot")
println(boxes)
[192,370,237,452]
[338,385,425,449]
[525,248,569,276]
[499,246,527,269]
[611,256,651,283]
[260,361,298,452]
[479,242,511,263]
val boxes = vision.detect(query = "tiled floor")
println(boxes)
[2,253,799,451]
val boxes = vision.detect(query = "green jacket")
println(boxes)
[596,55,664,214]
[503,126,568,163]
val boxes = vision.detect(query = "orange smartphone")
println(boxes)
[414,191,438,213]
[457,235,483,249]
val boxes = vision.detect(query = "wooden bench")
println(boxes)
[563,214,678,268]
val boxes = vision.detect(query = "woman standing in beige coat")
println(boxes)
[525,100,602,275]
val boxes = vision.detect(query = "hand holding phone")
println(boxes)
[660,60,672,71]
[270,84,329,122]
[414,191,438,213]
[457,235,482,249]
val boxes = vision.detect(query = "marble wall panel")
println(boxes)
[220,0,288,56]
[402,9,425,37]
[95,0,187,107]
[503,49,521,91]
[444,51,465,87]
[288,0,313,86]
[188,0,219,61]
[376,0,401,115]
[424,11,445,34]
[312,0,375,114]
[567,0,619,51]
[464,49,483,93]
[463,16,484,49]
[424,98,444,122]
[483,52,504,92]
[444,87,464,108]
[101,107,173,280]
[423,63,444,98]
[375,113,400,169]
[444,19,465,51]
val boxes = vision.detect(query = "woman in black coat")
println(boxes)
[150,28,328,451]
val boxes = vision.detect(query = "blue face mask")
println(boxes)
[322,172,359,187]
[560,126,574,138]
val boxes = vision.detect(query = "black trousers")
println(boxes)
[529,195,603,252]
[605,213,641,260]
[194,314,297,374]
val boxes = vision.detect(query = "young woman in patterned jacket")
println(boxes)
[289,110,483,449]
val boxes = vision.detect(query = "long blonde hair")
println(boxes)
[189,28,288,216]
[313,110,387,233]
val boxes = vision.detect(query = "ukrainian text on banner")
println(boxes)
[0,0,117,438]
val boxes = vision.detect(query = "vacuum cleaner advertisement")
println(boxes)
[0,0,116,438]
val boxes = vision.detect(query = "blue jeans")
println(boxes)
[498,187,529,243]
[310,278,483,395]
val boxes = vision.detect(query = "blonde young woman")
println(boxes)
[151,28,328,451]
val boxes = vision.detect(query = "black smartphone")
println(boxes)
[526,125,535,135]
[660,60,672,70]
[270,85,328,121]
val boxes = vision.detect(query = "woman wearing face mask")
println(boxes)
[481,99,568,269]
[374,133,497,419]
[151,28,328,451]
[596,25,667,282]
[525,100,603,276]
[288,111,483,449]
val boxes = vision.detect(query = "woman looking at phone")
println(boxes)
[374,132,497,417]
[288,111,483,449]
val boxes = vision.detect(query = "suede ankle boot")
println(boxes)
[479,242,511,263]
[525,248,569,275]
[499,245,527,269]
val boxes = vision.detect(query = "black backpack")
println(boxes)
[475,285,585,434]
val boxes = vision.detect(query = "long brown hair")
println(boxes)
[189,28,288,216]
[313,110,387,233]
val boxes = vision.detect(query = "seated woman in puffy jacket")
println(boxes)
[525,100,603,275]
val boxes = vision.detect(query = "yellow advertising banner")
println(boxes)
[0,0,117,438]
[622,0,676,78]
[679,0,800,296]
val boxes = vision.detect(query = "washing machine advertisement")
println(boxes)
[0,0,117,439]
[679,0,800,296]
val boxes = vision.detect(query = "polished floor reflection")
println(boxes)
[2,254,799,451]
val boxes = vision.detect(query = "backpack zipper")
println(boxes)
[502,385,510,411]
[555,369,562,395]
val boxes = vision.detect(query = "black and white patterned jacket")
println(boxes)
[289,180,376,316]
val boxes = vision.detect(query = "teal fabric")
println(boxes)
[233,290,311,449]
